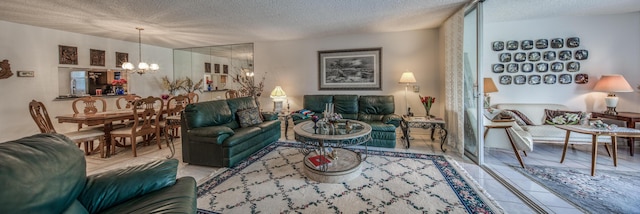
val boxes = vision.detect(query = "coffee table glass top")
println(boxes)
[294,120,372,147]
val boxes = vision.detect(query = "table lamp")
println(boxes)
[270,86,287,113]
[593,74,633,115]
[398,70,417,115]
[483,78,498,109]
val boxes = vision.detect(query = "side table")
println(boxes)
[400,115,448,151]
[592,112,640,156]
[278,112,291,139]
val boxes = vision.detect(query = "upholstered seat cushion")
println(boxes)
[222,126,262,147]
[365,121,397,132]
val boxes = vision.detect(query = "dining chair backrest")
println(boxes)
[116,94,142,109]
[166,95,189,117]
[187,92,199,103]
[131,96,164,136]
[225,90,239,99]
[28,100,57,134]
[72,96,107,114]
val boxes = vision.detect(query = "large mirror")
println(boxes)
[173,43,253,98]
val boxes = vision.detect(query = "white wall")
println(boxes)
[254,29,442,116]
[483,12,640,113]
[0,21,173,142]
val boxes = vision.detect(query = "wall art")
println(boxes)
[543,74,556,84]
[59,45,78,65]
[567,62,580,72]
[567,37,580,48]
[514,52,526,62]
[223,64,228,74]
[214,63,220,73]
[514,75,526,85]
[550,38,564,49]
[575,73,588,84]
[559,74,572,84]
[318,47,382,90]
[17,70,35,77]
[559,51,572,61]
[521,40,533,50]
[492,64,505,73]
[528,75,541,85]
[499,75,512,85]
[205,62,211,73]
[543,51,556,61]
[492,41,504,51]
[551,62,564,72]
[535,39,548,49]
[506,40,518,50]
[575,50,588,60]
[116,52,128,68]
[90,49,105,66]
[0,59,13,79]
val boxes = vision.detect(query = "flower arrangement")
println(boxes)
[323,113,343,123]
[111,79,127,86]
[161,76,186,95]
[182,77,203,93]
[419,95,436,118]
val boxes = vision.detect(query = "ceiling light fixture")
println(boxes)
[122,27,159,75]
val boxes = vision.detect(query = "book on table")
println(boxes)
[306,154,332,168]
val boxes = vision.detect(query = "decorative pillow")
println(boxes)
[237,107,263,128]
[544,109,583,125]
[493,109,534,126]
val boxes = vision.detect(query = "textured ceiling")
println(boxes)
[0,0,639,49]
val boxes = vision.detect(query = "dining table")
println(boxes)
[56,108,169,157]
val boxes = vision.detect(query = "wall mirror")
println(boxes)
[57,67,128,98]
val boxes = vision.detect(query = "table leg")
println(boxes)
[430,127,435,141]
[629,137,635,156]
[612,136,618,167]
[103,123,113,157]
[285,115,289,139]
[439,125,448,152]
[400,120,410,149]
[591,135,597,176]
[560,130,571,163]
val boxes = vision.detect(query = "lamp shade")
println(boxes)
[270,86,286,99]
[593,74,633,92]
[398,71,417,84]
[483,78,498,93]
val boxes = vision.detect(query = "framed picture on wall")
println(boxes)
[90,49,105,66]
[116,52,128,68]
[317,47,382,90]
[223,64,228,74]
[205,62,211,73]
[214,63,220,73]
[59,45,78,65]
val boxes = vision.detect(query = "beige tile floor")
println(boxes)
[85,121,535,213]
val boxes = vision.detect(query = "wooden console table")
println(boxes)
[591,112,640,156]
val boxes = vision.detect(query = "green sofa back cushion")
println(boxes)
[358,95,395,121]
[303,95,333,113]
[334,95,359,119]
[184,100,233,128]
[79,159,178,213]
[0,133,86,214]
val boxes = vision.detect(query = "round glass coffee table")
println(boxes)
[293,120,371,183]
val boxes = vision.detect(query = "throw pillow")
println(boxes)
[237,107,263,128]
[493,109,534,126]
[544,109,583,125]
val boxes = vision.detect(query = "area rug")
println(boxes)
[512,165,640,214]
[196,142,503,213]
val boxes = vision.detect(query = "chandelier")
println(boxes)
[122,27,159,75]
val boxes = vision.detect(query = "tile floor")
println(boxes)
[86,122,539,213]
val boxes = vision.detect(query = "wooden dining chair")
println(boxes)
[161,95,189,140]
[29,100,107,157]
[115,94,142,109]
[109,96,164,157]
[225,90,239,99]
[187,92,199,103]
[72,96,107,130]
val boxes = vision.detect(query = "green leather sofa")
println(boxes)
[0,133,197,214]
[292,95,401,148]
[181,96,281,167]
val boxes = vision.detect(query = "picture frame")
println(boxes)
[214,63,220,73]
[318,47,382,90]
[205,62,211,73]
[59,45,78,65]
[116,52,128,68]
[90,49,105,66]
[223,64,228,74]
[17,70,35,77]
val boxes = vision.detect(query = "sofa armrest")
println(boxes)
[382,114,402,127]
[187,126,234,144]
[78,159,179,214]
[98,177,197,214]
[261,112,278,121]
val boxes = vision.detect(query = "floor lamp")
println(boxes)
[399,71,417,116]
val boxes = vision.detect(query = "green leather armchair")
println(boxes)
[0,133,197,213]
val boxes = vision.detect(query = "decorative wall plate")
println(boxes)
[544,74,557,84]
[499,53,512,62]
[567,37,580,48]
[575,50,588,60]
[575,73,589,84]
[528,75,541,85]
[514,52,526,62]
[535,39,548,49]
[536,63,549,72]
[521,40,533,50]
[543,51,556,61]
[559,74,572,84]
[522,63,533,72]
[551,62,564,72]
[567,62,580,72]
[507,63,519,73]
[551,38,564,49]
[492,41,504,51]
[499,75,513,85]
[492,64,505,73]
[528,52,541,61]
[514,75,526,85]
[559,50,572,61]
[507,40,519,50]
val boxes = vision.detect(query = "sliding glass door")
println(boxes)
[462,2,484,163]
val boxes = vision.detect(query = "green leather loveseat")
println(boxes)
[181,96,281,167]
[0,133,197,213]
[292,95,401,148]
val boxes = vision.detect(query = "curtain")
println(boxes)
[441,8,465,154]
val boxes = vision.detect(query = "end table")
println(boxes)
[278,112,291,139]
[591,112,640,156]
[400,115,448,151]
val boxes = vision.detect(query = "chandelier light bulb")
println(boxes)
[150,63,159,71]
[138,62,149,70]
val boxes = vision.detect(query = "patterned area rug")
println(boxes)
[512,165,640,214]
[197,142,502,213]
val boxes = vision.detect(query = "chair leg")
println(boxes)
[131,136,137,157]
[504,128,525,168]
[83,142,90,156]
[156,130,162,150]
[522,151,528,157]
[604,143,611,157]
